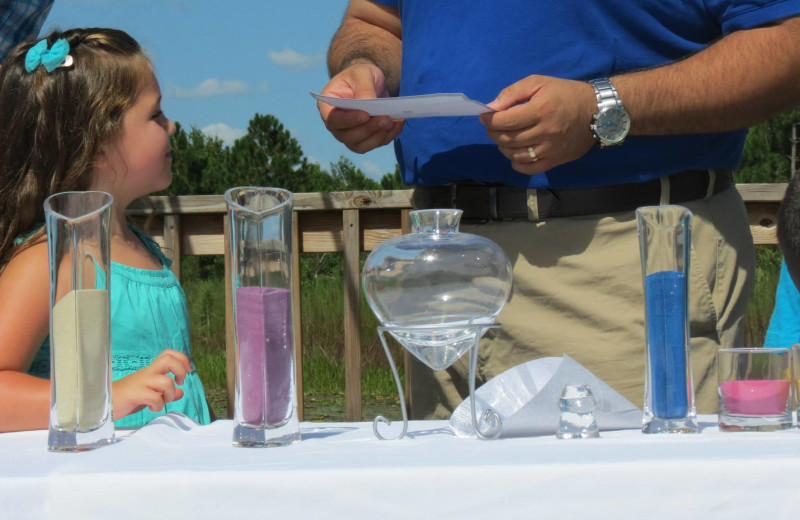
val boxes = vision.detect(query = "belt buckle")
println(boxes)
[520,188,559,221]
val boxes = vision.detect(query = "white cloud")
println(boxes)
[168,78,266,98]
[267,48,323,70]
[359,160,384,181]
[201,123,246,146]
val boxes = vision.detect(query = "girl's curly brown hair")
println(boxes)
[0,27,152,271]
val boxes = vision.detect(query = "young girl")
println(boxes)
[0,28,212,431]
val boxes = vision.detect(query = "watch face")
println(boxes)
[595,106,631,145]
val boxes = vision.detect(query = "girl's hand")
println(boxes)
[112,349,193,420]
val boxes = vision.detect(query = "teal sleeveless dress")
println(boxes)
[28,226,211,427]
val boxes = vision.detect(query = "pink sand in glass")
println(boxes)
[235,287,293,426]
[719,380,790,415]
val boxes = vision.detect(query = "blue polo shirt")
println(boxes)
[375,0,800,188]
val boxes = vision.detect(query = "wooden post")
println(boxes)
[223,214,235,419]
[400,209,413,415]
[343,209,362,421]
[791,123,798,178]
[163,214,182,282]
[292,212,304,421]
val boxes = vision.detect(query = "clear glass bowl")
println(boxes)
[362,209,512,370]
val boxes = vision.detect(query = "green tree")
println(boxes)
[166,113,403,196]
[166,123,230,196]
[380,164,405,190]
[300,160,345,192]
[737,108,800,184]
[227,113,313,192]
[330,157,381,190]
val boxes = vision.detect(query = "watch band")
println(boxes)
[590,78,624,112]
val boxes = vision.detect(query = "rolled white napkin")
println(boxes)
[450,354,642,438]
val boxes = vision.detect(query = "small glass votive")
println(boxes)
[717,348,792,432]
[556,384,600,439]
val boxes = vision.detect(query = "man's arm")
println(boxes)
[482,15,800,176]
[616,15,800,135]
[327,0,402,96]
[318,0,404,154]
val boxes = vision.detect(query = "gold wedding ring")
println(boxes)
[527,146,539,162]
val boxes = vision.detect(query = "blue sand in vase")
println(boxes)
[645,270,689,419]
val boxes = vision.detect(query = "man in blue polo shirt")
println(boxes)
[317,0,800,417]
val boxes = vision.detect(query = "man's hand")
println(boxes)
[480,75,598,175]
[317,62,404,154]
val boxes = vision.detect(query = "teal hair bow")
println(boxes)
[25,38,71,73]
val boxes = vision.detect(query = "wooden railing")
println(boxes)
[127,184,787,422]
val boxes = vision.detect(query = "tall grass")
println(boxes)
[182,254,403,397]
[295,258,403,396]
[743,245,783,346]
[182,277,227,390]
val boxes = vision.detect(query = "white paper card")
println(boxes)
[310,91,494,119]
[449,355,642,438]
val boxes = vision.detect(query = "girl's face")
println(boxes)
[93,70,176,206]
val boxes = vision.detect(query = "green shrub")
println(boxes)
[744,245,783,346]
[182,274,227,390]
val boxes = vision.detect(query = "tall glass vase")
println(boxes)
[225,187,300,447]
[44,191,114,451]
[636,205,697,434]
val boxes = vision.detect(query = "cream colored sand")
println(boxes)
[52,289,110,432]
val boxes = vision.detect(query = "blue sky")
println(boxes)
[41,0,398,181]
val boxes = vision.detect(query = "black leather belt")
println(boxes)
[412,169,733,222]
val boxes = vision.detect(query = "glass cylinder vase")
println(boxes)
[636,205,697,434]
[225,187,299,447]
[44,191,114,451]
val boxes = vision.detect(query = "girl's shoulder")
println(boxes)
[0,238,49,375]
[0,239,49,322]
[1,239,48,282]
[0,239,49,297]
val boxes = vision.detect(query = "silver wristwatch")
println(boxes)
[589,78,631,147]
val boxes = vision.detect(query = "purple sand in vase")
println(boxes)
[235,286,293,427]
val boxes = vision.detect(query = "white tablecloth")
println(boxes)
[2,416,799,519]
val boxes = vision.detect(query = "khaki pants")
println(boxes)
[408,185,756,418]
